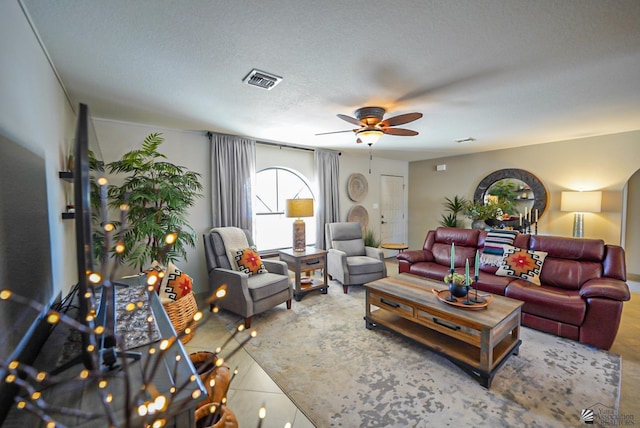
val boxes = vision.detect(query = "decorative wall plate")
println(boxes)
[347,173,368,202]
[347,205,369,230]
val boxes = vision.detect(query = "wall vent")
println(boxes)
[242,69,282,90]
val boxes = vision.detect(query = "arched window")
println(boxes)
[254,167,316,250]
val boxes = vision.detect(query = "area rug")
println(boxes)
[218,281,621,427]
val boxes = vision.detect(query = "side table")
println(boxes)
[380,243,409,254]
[278,247,328,301]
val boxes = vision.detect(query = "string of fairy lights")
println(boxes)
[0,177,285,427]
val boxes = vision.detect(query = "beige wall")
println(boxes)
[1,0,77,298]
[625,170,640,277]
[93,120,212,293]
[408,131,640,251]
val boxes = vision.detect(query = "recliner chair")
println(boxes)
[325,222,387,293]
[203,227,293,327]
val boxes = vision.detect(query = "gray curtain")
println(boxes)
[315,149,341,249]
[209,132,256,233]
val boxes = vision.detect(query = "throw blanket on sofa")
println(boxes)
[481,229,519,266]
[212,227,249,270]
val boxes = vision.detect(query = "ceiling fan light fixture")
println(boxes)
[357,129,384,145]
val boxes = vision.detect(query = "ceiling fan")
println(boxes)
[316,106,423,145]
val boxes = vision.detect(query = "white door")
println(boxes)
[380,175,405,257]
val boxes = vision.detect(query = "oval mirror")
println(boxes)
[473,168,548,223]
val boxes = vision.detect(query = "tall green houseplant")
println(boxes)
[108,133,203,270]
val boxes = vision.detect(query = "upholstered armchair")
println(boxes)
[203,227,293,328]
[325,222,387,293]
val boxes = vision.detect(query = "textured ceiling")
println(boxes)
[21,0,640,161]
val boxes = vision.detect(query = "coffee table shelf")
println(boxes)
[364,274,523,388]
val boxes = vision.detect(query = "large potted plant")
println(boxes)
[439,195,468,227]
[464,199,514,229]
[108,132,203,270]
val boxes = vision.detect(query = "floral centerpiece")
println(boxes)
[444,272,467,285]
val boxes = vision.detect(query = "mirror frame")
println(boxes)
[473,168,548,220]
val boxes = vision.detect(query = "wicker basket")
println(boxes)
[162,291,198,343]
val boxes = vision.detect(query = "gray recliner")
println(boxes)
[203,227,293,327]
[325,222,387,293]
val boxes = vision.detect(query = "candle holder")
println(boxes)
[470,275,485,304]
[463,283,474,305]
[445,268,457,302]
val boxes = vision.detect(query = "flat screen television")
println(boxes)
[70,102,124,371]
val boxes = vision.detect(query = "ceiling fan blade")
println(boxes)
[383,128,419,136]
[380,112,423,127]
[337,114,364,126]
[315,129,356,136]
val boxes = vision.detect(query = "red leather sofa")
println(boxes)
[397,227,631,350]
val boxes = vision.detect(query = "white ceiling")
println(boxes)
[21,0,640,161]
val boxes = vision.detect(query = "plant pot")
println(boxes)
[449,283,468,298]
[471,219,486,230]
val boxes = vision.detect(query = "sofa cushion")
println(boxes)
[496,245,547,285]
[247,273,290,301]
[539,258,603,290]
[333,239,366,256]
[506,280,586,326]
[480,229,519,266]
[475,271,513,295]
[408,262,451,282]
[347,256,385,275]
[529,235,604,261]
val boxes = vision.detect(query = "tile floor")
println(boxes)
[189,261,640,427]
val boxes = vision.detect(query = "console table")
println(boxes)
[3,276,206,427]
[279,247,328,301]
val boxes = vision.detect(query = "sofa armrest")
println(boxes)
[365,246,385,261]
[580,278,631,301]
[263,259,288,275]
[208,268,252,308]
[396,249,433,264]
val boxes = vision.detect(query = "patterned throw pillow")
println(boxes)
[234,247,268,276]
[495,245,548,285]
[481,229,519,267]
[158,261,193,303]
[144,260,166,290]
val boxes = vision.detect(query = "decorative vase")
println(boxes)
[471,219,486,230]
[449,282,468,298]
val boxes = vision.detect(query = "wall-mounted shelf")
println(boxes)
[59,171,73,182]
[59,171,74,219]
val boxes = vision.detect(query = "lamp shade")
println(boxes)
[286,198,314,218]
[356,129,383,146]
[560,191,602,213]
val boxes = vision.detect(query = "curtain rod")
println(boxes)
[206,131,340,155]
[257,140,314,152]
[257,140,341,155]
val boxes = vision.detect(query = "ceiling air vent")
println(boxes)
[242,69,283,90]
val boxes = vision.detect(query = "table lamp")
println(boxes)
[560,191,601,237]
[286,198,314,251]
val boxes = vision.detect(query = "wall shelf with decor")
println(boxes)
[59,171,75,219]
[58,171,73,181]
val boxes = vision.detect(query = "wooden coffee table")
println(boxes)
[364,273,523,388]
